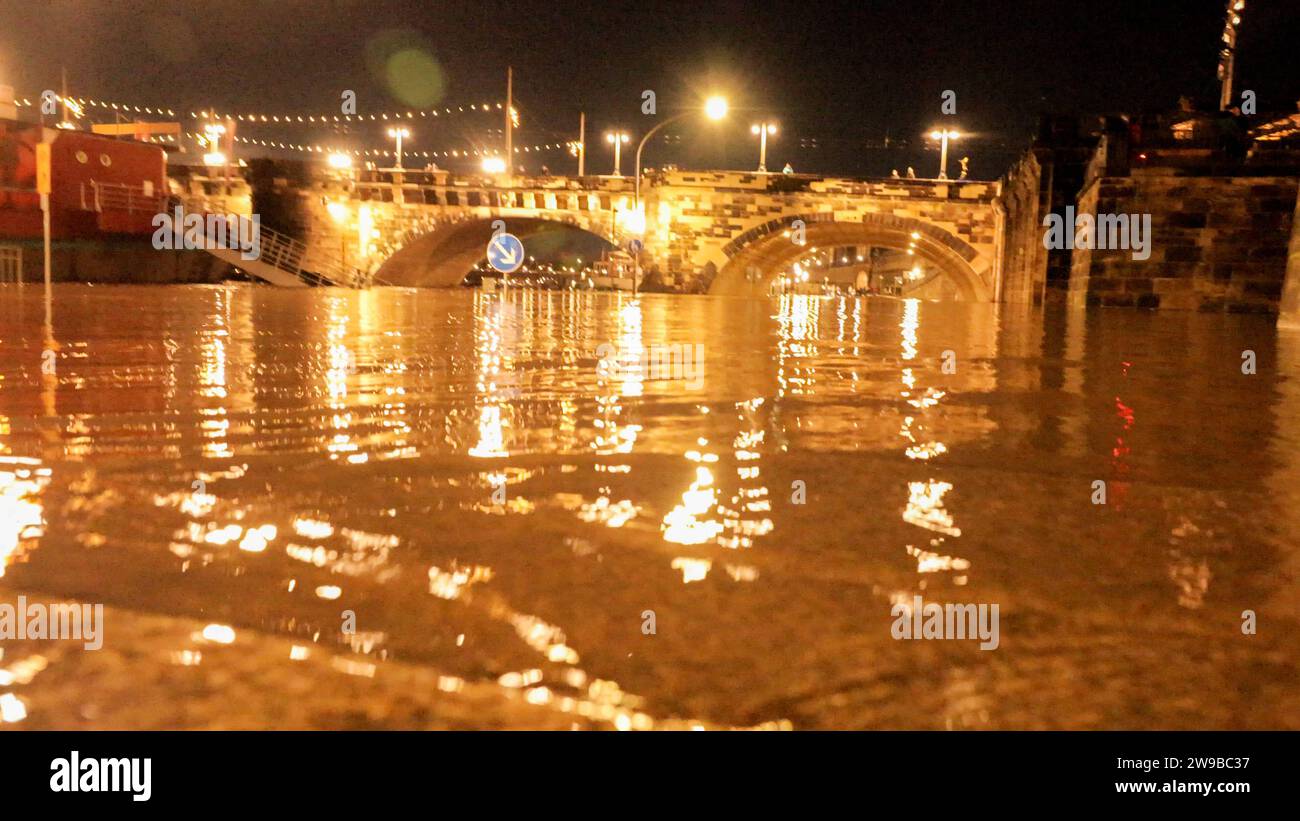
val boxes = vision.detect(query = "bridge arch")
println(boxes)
[370,213,616,287]
[707,212,992,300]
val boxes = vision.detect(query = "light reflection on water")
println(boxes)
[0,283,1298,729]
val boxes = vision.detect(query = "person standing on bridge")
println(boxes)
[782,162,794,174]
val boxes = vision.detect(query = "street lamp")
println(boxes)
[1219,0,1247,110]
[605,130,630,176]
[202,122,226,167]
[750,121,777,172]
[202,121,232,192]
[481,156,507,175]
[928,128,960,179]
[327,152,353,171]
[633,95,728,211]
[386,126,411,169]
[628,95,728,295]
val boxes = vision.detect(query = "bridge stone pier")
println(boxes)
[298,167,1030,300]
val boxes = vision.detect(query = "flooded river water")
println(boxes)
[1,283,1297,729]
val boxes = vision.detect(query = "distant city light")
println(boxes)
[481,156,507,174]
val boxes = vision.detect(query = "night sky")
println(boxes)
[1,0,1295,178]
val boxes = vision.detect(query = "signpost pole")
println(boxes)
[36,141,52,319]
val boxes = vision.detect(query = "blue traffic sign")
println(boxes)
[628,238,644,254]
[486,233,524,274]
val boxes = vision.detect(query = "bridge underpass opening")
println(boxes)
[709,219,988,301]
[373,218,615,288]
[772,246,969,300]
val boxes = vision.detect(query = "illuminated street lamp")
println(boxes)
[928,128,960,180]
[202,122,226,165]
[202,121,229,193]
[386,126,411,169]
[327,152,354,171]
[628,95,728,296]
[605,130,631,176]
[1219,0,1247,111]
[481,156,507,175]
[633,95,729,211]
[750,121,777,172]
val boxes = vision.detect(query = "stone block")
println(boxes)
[1164,246,1204,263]
[1165,212,1207,229]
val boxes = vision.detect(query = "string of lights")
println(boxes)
[10,92,1023,161]
[10,93,505,124]
[220,133,568,160]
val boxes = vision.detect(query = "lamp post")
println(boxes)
[386,126,410,169]
[928,128,960,180]
[605,131,630,176]
[750,121,777,172]
[1219,0,1247,111]
[630,95,728,295]
[203,121,229,193]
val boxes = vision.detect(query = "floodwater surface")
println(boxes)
[0,283,1297,729]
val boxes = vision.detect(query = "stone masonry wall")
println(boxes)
[643,171,999,294]
[997,152,1048,305]
[1069,173,1298,311]
[1280,183,1300,326]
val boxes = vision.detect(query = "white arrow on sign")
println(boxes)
[493,238,519,266]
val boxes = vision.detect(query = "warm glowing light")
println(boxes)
[0,693,27,723]
[704,96,729,121]
[386,127,410,138]
[617,205,647,235]
[671,557,712,583]
[327,152,353,170]
[929,129,960,140]
[326,201,349,223]
[751,123,777,135]
[481,156,507,174]
[201,624,236,644]
[605,131,630,143]
[203,151,227,167]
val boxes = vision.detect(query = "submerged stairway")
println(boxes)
[202,222,369,288]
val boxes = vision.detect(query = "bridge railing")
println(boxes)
[255,225,307,274]
[79,181,168,214]
[256,225,370,288]
[0,245,21,285]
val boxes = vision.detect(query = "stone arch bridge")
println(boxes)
[299,167,1034,300]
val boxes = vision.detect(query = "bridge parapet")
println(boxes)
[648,169,997,200]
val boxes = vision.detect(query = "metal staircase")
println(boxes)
[175,196,369,288]
[205,223,370,289]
